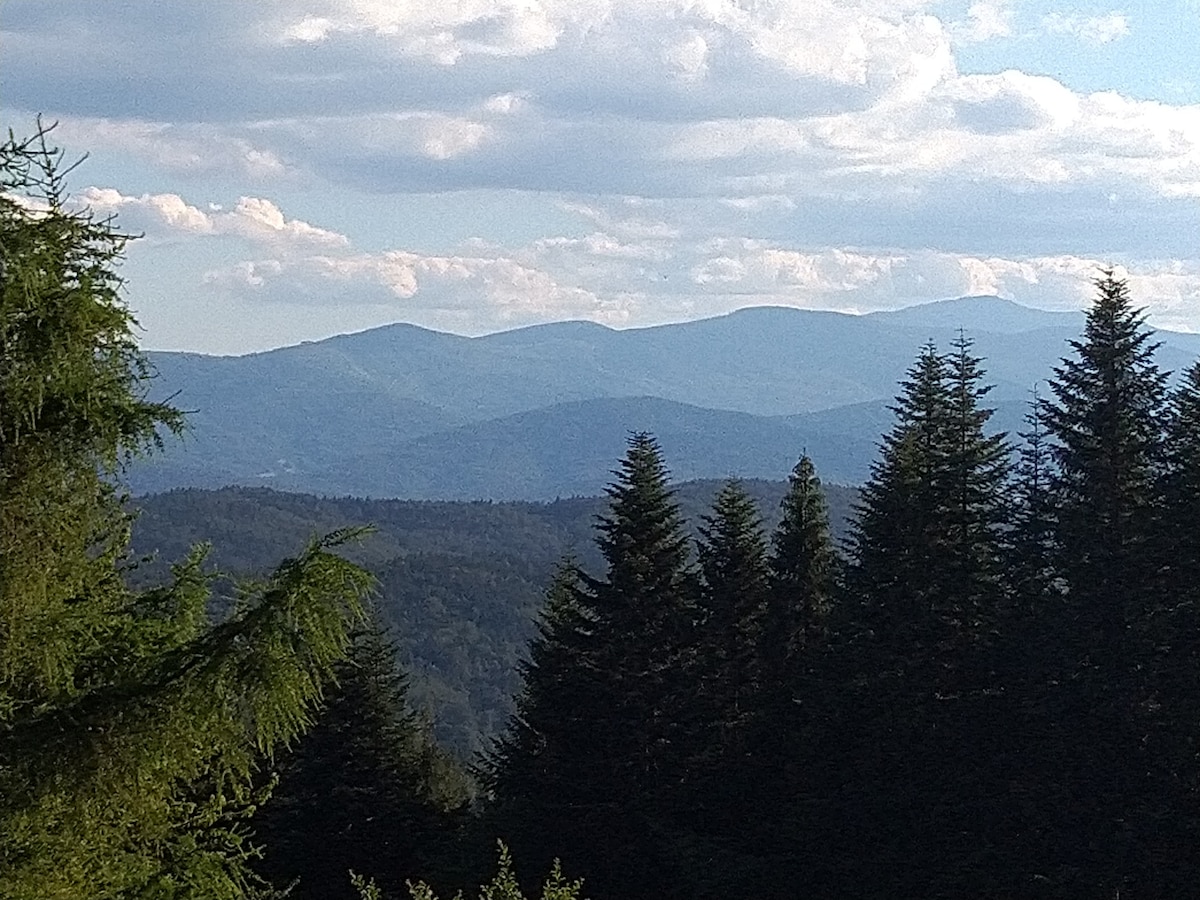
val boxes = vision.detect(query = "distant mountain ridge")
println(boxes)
[132,298,1200,499]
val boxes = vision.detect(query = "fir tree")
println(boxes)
[585,433,696,792]
[1043,272,1167,672]
[481,564,606,884]
[254,615,472,900]
[693,480,770,749]
[1008,388,1059,616]
[842,338,1013,895]
[0,126,372,898]
[1040,273,1171,893]
[1160,361,1200,617]
[764,454,836,701]
[486,435,697,899]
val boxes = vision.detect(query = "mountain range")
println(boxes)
[131,296,1200,499]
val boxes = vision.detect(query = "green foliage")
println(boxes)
[0,126,373,898]
[353,843,583,900]
[764,454,836,693]
[254,614,472,899]
[1043,271,1167,655]
[693,480,770,741]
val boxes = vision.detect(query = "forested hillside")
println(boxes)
[131,480,858,756]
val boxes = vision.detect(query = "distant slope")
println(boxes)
[326,396,878,500]
[866,295,1083,333]
[131,298,1200,499]
[130,480,859,756]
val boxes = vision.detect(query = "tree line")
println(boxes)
[479,277,1200,898]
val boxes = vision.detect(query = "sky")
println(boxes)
[2,0,1199,355]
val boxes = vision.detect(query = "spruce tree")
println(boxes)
[754,455,840,894]
[585,433,696,794]
[938,333,1011,651]
[842,338,1012,894]
[481,564,606,885]
[0,127,372,898]
[693,480,770,751]
[486,435,696,899]
[1043,272,1167,673]
[254,616,472,900]
[849,342,954,659]
[1040,273,1170,893]
[1162,361,1200,612]
[1008,389,1059,617]
[764,454,836,703]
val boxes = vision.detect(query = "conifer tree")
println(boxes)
[1162,362,1200,613]
[1008,389,1059,616]
[481,564,605,883]
[585,433,696,792]
[938,333,1011,648]
[254,615,472,900]
[1040,273,1170,893]
[764,454,836,705]
[693,480,770,750]
[1043,272,1167,673]
[486,435,696,899]
[0,127,372,898]
[842,338,1012,894]
[849,343,954,657]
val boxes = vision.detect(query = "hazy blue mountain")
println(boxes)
[866,295,1084,333]
[318,395,877,500]
[132,298,1200,499]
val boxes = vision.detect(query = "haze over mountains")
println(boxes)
[132,296,1200,499]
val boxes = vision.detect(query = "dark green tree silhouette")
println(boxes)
[1040,272,1170,893]
[254,615,472,900]
[693,480,770,751]
[764,454,836,711]
[842,338,1013,895]
[487,435,696,899]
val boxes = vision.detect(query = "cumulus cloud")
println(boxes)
[4,0,1199,345]
[952,0,1014,44]
[67,179,1200,344]
[78,188,348,250]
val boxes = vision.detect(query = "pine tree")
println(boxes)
[0,126,372,898]
[254,615,472,900]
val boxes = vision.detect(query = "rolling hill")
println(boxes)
[130,297,1200,499]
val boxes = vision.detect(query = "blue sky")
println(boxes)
[3,0,1199,354]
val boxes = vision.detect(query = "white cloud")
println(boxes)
[952,0,1014,44]
[78,188,349,250]
[54,118,291,180]
[6,1,1200,347]
[1040,11,1130,45]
